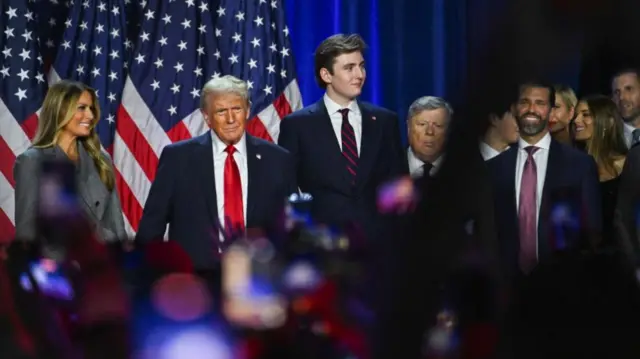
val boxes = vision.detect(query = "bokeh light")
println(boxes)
[151,273,211,322]
[158,327,232,359]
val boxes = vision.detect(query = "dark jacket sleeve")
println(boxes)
[13,149,41,242]
[581,156,603,245]
[135,146,178,243]
[387,112,409,178]
[615,148,640,263]
[100,152,128,241]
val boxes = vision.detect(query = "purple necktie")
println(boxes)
[519,146,539,273]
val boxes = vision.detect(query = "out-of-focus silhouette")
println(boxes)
[372,0,640,358]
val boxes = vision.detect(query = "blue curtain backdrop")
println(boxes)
[284,0,470,145]
[284,0,584,145]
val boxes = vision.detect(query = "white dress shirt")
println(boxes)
[324,93,362,154]
[407,148,443,178]
[211,131,248,230]
[624,122,636,148]
[515,132,551,257]
[479,141,503,161]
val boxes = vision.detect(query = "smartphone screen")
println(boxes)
[221,239,287,329]
[20,258,74,301]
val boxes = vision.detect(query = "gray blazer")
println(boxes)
[13,144,127,242]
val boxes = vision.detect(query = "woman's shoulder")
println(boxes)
[17,146,44,158]
[15,146,49,163]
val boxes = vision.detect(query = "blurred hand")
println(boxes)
[377,176,420,215]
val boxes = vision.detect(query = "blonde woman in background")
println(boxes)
[550,84,578,145]
[13,80,127,242]
[573,94,628,241]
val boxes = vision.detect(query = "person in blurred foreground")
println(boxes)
[13,80,127,243]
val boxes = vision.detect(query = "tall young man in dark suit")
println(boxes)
[136,75,296,270]
[487,82,602,279]
[278,34,406,241]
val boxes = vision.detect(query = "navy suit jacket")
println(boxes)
[487,139,602,278]
[278,99,407,240]
[136,133,296,269]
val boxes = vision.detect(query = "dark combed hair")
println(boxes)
[313,33,367,89]
[517,80,556,106]
[611,67,640,82]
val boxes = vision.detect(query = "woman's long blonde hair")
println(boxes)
[32,80,114,191]
[580,94,628,177]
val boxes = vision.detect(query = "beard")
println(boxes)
[517,112,549,136]
[619,102,640,122]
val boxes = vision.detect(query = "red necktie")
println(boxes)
[338,108,358,184]
[224,145,244,234]
[519,146,539,273]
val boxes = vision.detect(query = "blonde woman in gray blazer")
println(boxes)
[13,80,126,242]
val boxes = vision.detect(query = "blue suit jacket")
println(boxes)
[135,133,296,269]
[487,139,602,278]
[278,99,407,240]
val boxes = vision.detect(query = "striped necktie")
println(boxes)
[338,108,358,184]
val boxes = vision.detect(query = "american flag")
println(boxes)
[0,0,303,240]
[49,0,131,154]
[0,0,48,241]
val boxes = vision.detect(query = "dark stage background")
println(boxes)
[285,0,638,145]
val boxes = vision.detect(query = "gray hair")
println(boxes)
[200,75,250,110]
[407,96,453,122]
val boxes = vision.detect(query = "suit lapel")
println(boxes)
[355,102,381,189]
[76,144,108,220]
[195,133,219,229]
[538,140,563,256]
[312,101,352,191]
[498,146,520,266]
[245,136,260,226]
[541,140,563,203]
[504,146,519,217]
[42,146,104,219]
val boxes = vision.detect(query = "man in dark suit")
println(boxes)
[614,145,640,265]
[487,82,602,280]
[136,75,296,270]
[278,34,406,241]
[373,98,501,359]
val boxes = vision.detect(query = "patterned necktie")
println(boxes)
[224,145,244,235]
[632,129,640,147]
[338,108,358,184]
[519,146,539,273]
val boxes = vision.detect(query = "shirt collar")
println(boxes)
[407,147,444,176]
[518,132,551,151]
[323,93,360,116]
[624,122,635,135]
[211,130,247,156]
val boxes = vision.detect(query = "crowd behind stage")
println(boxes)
[5,32,640,359]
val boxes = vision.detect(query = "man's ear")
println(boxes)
[489,113,500,127]
[319,67,332,85]
[201,109,209,124]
